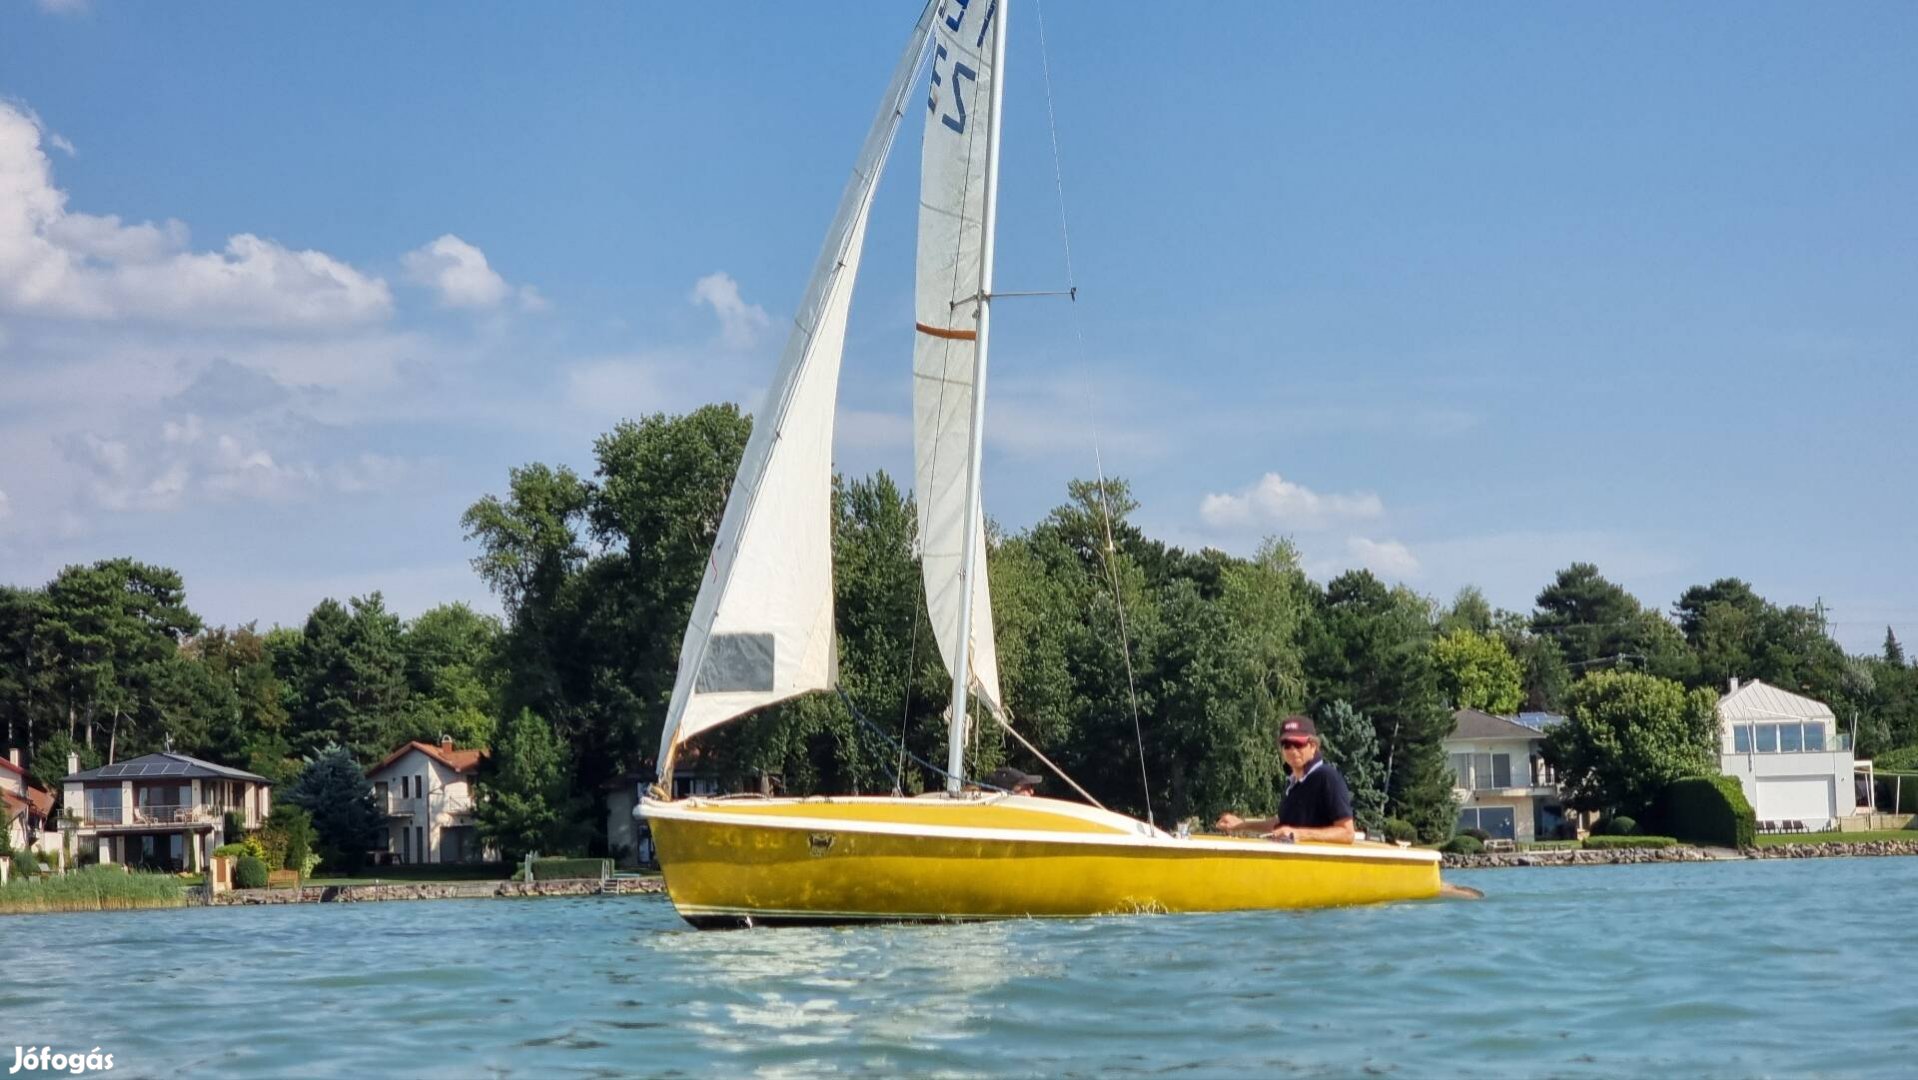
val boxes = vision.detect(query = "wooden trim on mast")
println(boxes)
[915,322,978,341]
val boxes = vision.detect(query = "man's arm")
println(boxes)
[1214,812,1280,835]
[1272,818,1356,844]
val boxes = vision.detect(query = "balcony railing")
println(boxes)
[80,804,218,827]
[385,797,424,819]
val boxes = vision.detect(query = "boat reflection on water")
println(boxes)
[650,919,1041,1055]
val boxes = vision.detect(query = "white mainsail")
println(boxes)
[914,0,1007,733]
[656,8,936,772]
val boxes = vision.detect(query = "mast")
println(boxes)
[946,0,1008,794]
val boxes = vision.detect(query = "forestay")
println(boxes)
[656,6,938,772]
[913,0,1006,721]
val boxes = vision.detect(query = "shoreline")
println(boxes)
[199,876,667,905]
[1444,838,1918,869]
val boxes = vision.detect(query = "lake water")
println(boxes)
[3,857,1914,1078]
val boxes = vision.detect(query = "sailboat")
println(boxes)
[639,0,1441,928]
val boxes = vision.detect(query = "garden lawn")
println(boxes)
[1753,829,1918,847]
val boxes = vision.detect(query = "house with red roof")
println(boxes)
[2,749,57,858]
[366,736,492,864]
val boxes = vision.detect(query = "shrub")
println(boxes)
[1440,835,1484,855]
[527,857,610,881]
[1607,815,1639,836]
[262,804,314,871]
[1582,835,1677,850]
[234,855,270,889]
[1462,827,1491,842]
[1874,746,1918,772]
[214,835,268,861]
[1653,776,1755,848]
[1381,818,1419,844]
[223,811,246,842]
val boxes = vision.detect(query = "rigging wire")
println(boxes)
[894,604,922,795]
[1035,0,1155,828]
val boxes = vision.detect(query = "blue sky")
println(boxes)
[1,2,1912,653]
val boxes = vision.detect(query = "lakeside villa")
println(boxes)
[367,737,491,864]
[1719,678,1873,831]
[60,751,273,872]
[1444,709,1569,842]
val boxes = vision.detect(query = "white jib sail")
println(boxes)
[656,7,937,770]
[914,0,1006,721]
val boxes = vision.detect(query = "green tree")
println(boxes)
[186,625,297,783]
[28,730,98,791]
[395,603,503,749]
[1533,563,1692,682]
[282,744,384,873]
[1314,699,1387,834]
[475,708,579,862]
[1303,571,1455,841]
[1542,670,1719,818]
[283,595,411,762]
[0,586,55,768]
[1886,628,1906,668]
[1437,586,1495,637]
[1433,629,1524,714]
[41,559,202,759]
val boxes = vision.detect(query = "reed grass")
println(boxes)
[0,865,188,915]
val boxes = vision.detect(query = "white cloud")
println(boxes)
[401,233,540,311]
[0,101,392,327]
[1345,536,1421,578]
[691,271,770,348]
[35,0,88,14]
[47,132,76,156]
[1198,472,1384,531]
[61,408,427,514]
[0,489,11,521]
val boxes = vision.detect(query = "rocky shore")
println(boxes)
[1446,838,1918,868]
[1743,839,1918,860]
[201,876,667,906]
[1443,846,1722,869]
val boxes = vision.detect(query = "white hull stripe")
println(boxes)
[641,799,1440,866]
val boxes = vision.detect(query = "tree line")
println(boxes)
[5,405,1916,854]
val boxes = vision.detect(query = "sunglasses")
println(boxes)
[1280,738,1312,749]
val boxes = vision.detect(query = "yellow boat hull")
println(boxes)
[642,794,1441,927]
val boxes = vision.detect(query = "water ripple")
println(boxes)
[4,859,1917,1076]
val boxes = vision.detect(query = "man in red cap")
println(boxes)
[1213,714,1356,843]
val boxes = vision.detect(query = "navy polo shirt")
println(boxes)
[1278,755,1355,829]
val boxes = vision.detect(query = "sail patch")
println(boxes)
[696,633,776,693]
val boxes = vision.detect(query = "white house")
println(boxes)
[1444,709,1568,842]
[1718,678,1868,830]
[366,737,490,864]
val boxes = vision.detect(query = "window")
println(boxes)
[87,788,122,824]
[1450,754,1472,788]
[1456,806,1517,840]
[1780,723,1803,753]
[1733,726,1752,753]
[416,826,426,863]
[1803,724,1826,752]
[1757,724,1778,753]
[401,827,410,863]
[1491,754,1512,789]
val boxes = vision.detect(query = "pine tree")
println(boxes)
[1313,700,1387,834]
[283,744,383,873]
[1886,627,1906,667]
